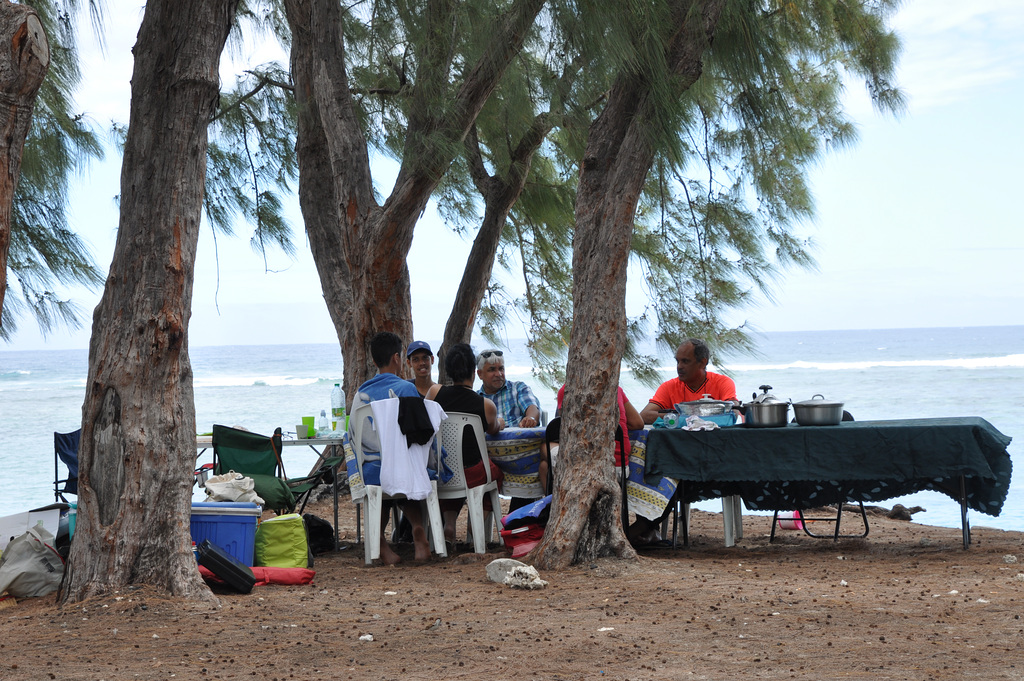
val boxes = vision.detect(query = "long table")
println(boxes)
[643,417,1013,549]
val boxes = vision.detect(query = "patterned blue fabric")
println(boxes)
[478,380,540,425]
[356,459,437,486]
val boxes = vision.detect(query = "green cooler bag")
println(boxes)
[254,514,309,568]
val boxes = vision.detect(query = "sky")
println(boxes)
[3,0,1023,353]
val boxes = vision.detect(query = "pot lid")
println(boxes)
[793,393,844,407]
[676,394,733,407]
[750,384,785,404]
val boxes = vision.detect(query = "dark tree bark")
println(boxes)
[0,2,48,325]
[533,0,726,569]
[59,0,239,604]
[437,120,552,381]
[283,0,545,398]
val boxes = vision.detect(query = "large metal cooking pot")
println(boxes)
[675,395,732,417]
[743,385,789,428]
[792,394,844,426]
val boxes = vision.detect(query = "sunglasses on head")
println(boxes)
[482,350,503,359]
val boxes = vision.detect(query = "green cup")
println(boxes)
[301,415,315,437]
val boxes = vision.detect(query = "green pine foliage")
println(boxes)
[3,0,104,340]
[466,0,904,384]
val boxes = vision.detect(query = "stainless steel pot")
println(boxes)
[675,395,732,417]
[743,385,789,427]
[744,401,790,427]
[792,394,844,426]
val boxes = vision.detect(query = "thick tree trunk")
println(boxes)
[59,0,239,604]
[0,2,48,324]
[283,0,544,395]
[533,0,726,569]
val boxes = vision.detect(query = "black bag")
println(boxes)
[302,514,335,555]
[197,539,256,594]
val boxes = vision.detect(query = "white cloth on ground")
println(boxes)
[370,398,446,500]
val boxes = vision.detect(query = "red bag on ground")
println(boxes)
[499,524,544,558]
[199,565,315,587]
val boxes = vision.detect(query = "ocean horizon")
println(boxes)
[1,325,1019,534]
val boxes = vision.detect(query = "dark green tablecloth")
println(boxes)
[644,417,1013,515]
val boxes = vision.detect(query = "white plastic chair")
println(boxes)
[348,401,447,564]
[436,412,503,553]
[663,495,743,547]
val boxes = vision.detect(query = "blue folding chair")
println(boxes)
[54,429,81,502]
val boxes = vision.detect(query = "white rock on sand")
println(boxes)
[486,558,548,589]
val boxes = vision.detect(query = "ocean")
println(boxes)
[1,326,1020,533]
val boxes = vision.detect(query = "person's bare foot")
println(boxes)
[381,542,402,565]
[412,526,431,562]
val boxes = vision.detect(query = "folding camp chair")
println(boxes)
[211,425,342,515]
[54,429,81,503]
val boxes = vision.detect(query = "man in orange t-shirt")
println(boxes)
[640,338,738,424]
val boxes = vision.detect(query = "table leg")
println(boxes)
[676,483,689,548]
[960,474,971,550]
[333,468,340,550]
[723,497,735,548]
[833,501,844,541]
[731,496,743,541]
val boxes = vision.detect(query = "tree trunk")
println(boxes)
[0,2,48,325]
[533,0,726,569]
[285,0,359,398]
[438,121,550,380]
[283,0,544,396]
[59,0,239,604]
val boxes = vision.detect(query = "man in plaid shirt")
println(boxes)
[476,348,542,428]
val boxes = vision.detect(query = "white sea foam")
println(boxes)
[192,374,322,388]
[729,354,1024,372]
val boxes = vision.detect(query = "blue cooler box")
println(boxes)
[190,502,261,566]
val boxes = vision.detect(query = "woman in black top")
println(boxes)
[426,343,504,542]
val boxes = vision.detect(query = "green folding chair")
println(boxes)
[211,425,342,515]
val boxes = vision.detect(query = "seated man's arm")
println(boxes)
[484,398,502,435]
[640,381,676,424]
[640,401,663,425]
[520,404,540,428]
[515,382,542,428]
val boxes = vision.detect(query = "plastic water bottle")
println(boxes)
[331,383,346,431]
[317,409,329,435]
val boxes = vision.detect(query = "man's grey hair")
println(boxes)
[680,338,710,363]
[476,348,504,371]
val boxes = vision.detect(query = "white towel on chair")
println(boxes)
[371,398,446,500]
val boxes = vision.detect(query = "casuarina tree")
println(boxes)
[60,0,240,603]
[0,1,50,329]
[533,0,903,567]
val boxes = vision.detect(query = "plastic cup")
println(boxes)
[301,415,315,435]
[296,423,308,439]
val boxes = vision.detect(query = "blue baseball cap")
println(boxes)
[407,340,433,357]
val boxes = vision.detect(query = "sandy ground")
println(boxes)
[3,494,1024,681]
